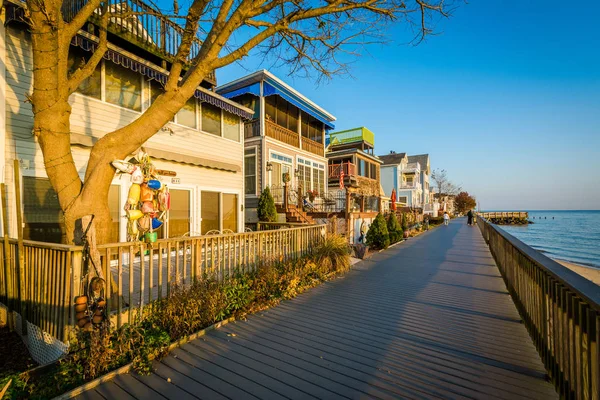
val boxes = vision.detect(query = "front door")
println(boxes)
[270,162,291,203]
[168,188,192,237]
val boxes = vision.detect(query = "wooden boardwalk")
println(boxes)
[75,219,558,400]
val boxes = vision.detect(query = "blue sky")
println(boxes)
[215,0,600,210]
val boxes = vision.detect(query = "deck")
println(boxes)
[75,219,558,399]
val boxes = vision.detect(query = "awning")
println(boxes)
[69,35,254,120]
[263,82,335,130]
[219,82,261,99]
[70,134,240,173]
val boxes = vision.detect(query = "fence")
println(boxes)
[0,225,325,344]
[477,217,599,399]
[479,212,528,219]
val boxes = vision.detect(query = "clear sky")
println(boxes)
[215,0,600,210]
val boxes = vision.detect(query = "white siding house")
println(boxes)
[1,12,252,243]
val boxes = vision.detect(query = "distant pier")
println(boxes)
[478,211,530,225]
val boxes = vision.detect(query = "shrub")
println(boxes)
[257,187,277,222]
[312,234,351,274]
[365,213,390,249]
[401,213,408,232]
[428,216,444,225]
[387,213,402,244]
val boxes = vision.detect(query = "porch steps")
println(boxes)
[277,205,315,224]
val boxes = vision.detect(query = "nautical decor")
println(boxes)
[113,149,171,242]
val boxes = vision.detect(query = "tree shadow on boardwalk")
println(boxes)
[78,219,558,400]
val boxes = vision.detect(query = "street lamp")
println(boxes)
[266,162,273,172]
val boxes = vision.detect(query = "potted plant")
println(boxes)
[307,189,318,202]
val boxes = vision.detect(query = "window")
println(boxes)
[176,97,197,128]
[235,94,259,117]
[68,48,101,99]
[398,196,408,204]
[271,153,293,164]
[318,169,325,196]
[359,159,367,177]
[23,177,64,243]
[370,164,377,180]
[222,194,238,232]
[265,96,299,132]
[201,102,222,136]
[245,148,257,195]
[223,110,240,141]
[201,191,220,234]
[105,61,142,111]
[301,111,324,143]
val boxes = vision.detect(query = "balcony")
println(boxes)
[402,162,421,173]
[399,182,422,190]
[61,0,216,85]
[243,120,324,156]
[328,162,356,178]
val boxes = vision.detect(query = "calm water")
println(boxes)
[496,210,600,269]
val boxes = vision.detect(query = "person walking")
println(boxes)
[443,211,450,226]
[467,210,473,226]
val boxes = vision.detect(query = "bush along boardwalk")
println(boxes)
[0,235,351,400]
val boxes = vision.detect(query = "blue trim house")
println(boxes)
[217,70,336,224]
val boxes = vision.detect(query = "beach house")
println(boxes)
[216,70,336,224]
[1,0,253,242]
[326,127,384,242]
[379,151,423,209]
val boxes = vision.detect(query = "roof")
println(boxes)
[378,152,407,166]
[215,70,336,123]
[328,127,374,147]
[408,154,430,173]
[327,148,382,164]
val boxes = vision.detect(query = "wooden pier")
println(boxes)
[478,211,529,225]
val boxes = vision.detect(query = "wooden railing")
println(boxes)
[59,0,216,83]
[301,136,325,156]
[328,162,356,178]
[477,217,599,398]
[1,225,325,340]
[265,120,300,147]
[244,120,260,139]
[479,212,529,219]
[1,240,80,341]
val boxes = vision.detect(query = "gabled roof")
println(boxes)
[408,154,430,173]
[378,152,407,166]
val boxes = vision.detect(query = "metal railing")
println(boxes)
[403,162,421,172]
[60,0,216,83]
[477,217,599,398]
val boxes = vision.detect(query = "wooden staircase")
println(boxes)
[277,204,315,224]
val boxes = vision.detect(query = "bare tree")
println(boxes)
[431,168,461,199]
[24,0,458,244]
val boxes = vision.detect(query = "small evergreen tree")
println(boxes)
[365,213,390,249]
[401,213,408,232]
[257,187,277,222]
[387,213,402,243]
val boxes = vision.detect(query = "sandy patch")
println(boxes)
[554,259,600,286]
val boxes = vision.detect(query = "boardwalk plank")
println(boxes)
[80,219,558,400]
[112,374,167,399]
[94,381,137,400]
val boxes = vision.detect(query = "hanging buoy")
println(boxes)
[140,184,154,202]
[74,295,88,305]
[75,303,87,313]
[147,179,161,190]
[151,218,163,230]
[127,209,144,220]
[131,167,144,184]
[145,231,158,243]
[158,187,171,211]
[111,160,136,174]
[141,201,155,214]
[127,184,141,205]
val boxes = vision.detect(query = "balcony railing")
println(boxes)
[328,162,356,178]
[403,162,421,172]
[265,120,300,147]
[399,182,421,190]
[61,0,216,83]
[301,136,325,157]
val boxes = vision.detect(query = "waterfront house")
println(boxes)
[326,127,384,243]
[216,70,336,224]
[379,151,423,209]
[1,0,252,242]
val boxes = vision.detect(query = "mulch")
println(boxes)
[0,327,37,377]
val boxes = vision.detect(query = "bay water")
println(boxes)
[497,210,600,268]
